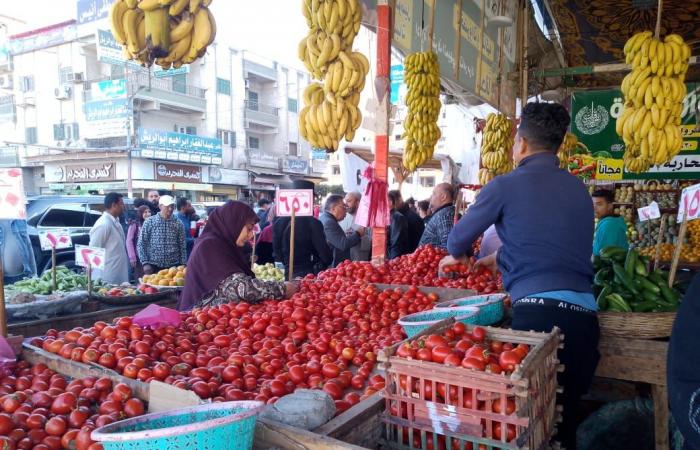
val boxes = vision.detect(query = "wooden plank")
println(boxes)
[314,393,384,442]
[595,337,668,385]
[254,419,369,450]
[652,384,669,450]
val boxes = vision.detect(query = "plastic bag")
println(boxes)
[133,304,182,328]
[355,165,390,228]
[0,336,17,378]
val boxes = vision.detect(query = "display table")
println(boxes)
[595,336,669,450]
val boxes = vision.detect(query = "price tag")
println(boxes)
[678,182,700,222]
[0,168,26,220]
[638,201,661,222]
[74,245,106,270]
[275,189,314,217]
[38,229,73,251]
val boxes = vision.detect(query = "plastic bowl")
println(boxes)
[398,306,480,338]
[434,293,507,326]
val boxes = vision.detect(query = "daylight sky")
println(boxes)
[1,0,308,69]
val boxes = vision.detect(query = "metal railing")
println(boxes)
[244,100,278,116]
[83,73,206,101]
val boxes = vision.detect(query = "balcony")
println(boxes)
[243,59,277,83]
[0,95,16,123]
[244,100,279,129]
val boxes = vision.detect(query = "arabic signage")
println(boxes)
[248,149,280,170]
[282,158,309,175]
[77,0,111,24]
[136,128,222,165]
[155,163,202,183]
[678,183,700,222]
[0,168,26,220]
[275,189,314,217]
[91,79,127,101]
[84,99,128,121]
[7,21,77,56]
[56,163,117,183]
[311,149,329,160]
[571,85,700,180]
[95,29,140,67]
[390,64,405,104]
[208,167,249,186]
[154,65,190,78]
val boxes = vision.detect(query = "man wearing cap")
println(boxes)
[137,195,187,275]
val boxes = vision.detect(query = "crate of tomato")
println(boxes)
[378,319,562,450]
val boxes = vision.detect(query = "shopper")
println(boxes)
[591,189,629,256]
[387,193,409,260]
[179,201,297,310]
[273,180,332,278]
[419,183,456,249]
[339,191,371,261]
[439,103,597,450]
[89,193,129,284]
[256,198,272,230]
[320,194,364,267]
[406,197,417,213]
[137,195,187,275]
[388,190,424,253]
[256,207,276,265]
[416,200,431,221]
[146,190,160,215]
[126,205,151,280]
[175,197,196,260]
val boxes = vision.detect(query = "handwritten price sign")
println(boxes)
[74,245,106,270]
[678,182,700,222]
[638,202,661,222]
[275,189,314,217]
[39,229,73,251]
[0,168,27,220]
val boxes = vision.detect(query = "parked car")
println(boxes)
[25,196,135,273]
[191,201,224,219]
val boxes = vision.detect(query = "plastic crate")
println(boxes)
[398,307,480,338]
[435,294,508,326]
[379,320,562,450]
[91,401,264,450]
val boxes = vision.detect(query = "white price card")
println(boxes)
[638,202,661,222]
[275,189,314,217]
[39,229,73,251]
[74,245,106,270]
[0,168,26,220]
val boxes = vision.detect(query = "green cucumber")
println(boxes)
[638,277,661,294]
[635,259,648,277]
[596,285,611,310]
[613,263,639,295]
[594,268,613,286]
[625,250,638,276]
[600,246,627,262]
[659,283,680,305]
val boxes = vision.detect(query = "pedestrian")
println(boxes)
[416,200,431,221]
[256,199,272,230]
[387,192,409,259]
[273,180,332,278]
[256,206,276,265]
[179,201,297,310]
[320,194,365,267]
[439,103,597,449]
[419,183,456,249]
[146,190,160,215]
[89,192,129,284]
[388,190,424,253]
[126,205,151,280]
[339,191,371,261]
[137,195,187,275]
[406,197,417,213]
[591,189,629,256]
[175,197,196,260]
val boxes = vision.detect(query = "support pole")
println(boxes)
[520,0,529,105]
[288,209,296,281]
[0,259,6,337]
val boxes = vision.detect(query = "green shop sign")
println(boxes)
[571,85,700,180]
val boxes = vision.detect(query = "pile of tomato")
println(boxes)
[29,281,447,414]
[318,245,502,294]
[0,361,145,450]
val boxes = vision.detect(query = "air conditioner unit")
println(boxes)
[72,72,84,83]
[23,95,35,106]
[0,74,12,89]
[244,79,250,89]
[54,85,72,100]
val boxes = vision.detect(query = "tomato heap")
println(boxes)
[0,361,145,450]
[30,281,444,411]
[318,245,502,293]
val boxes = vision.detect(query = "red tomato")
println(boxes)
[498,351,521,372]
[461,357,486,371]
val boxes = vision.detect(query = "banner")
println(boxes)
[136,128,222,165]
[571,85,700,180]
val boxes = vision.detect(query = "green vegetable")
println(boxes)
[606,294,632,312]
[659,283,680,305]
[596,285,612,310]
[613,263,639,295]
[624,249,638,277]
[638,277,661,294]
[594,268,613,286]
[600,246,627,263]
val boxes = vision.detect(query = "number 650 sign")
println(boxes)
[678,182,700,222]
[275,189,314,217]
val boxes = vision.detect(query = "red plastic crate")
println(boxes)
[378,320,562,450]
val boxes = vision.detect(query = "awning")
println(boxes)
[251,176,288,185]
[132,180,214,192]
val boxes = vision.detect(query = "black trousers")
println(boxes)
[511,299,601,450]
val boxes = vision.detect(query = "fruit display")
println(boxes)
[402,52,442,172]
[141,265,186,287]
[0,361,145,450]
[633,214,683,248]
[8,267,99,295]
[617,31,690,172]
[557,132,589,169]
[109,0,216,69]
[613,205,636,241]
[593,247,682,312]
[615,185,635,203]
[298,0,367,152]
[635,189,678,210]
[478,113,514,185]
[253,263,285,282]
[96,284,160,297]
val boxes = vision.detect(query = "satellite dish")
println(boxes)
[488,15,513,28]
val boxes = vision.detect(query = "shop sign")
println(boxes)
[58,163,116,183]
[77,0,111,24]
[136,128,222,165]
[208,167,248,186]
[154,163,202,183]
[390,64,405,104]
[8,21,77,56]
[84,98,128,121]
[247,149,279,170]
[0,168,26,219]
[154,65,190,78]
[311,149,328,160]
[678,183,700,222]
[571,85,700,180]
[282,158,308,174]
[91,79,127,101]
[312,159,328,174]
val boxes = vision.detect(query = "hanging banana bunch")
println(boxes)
[402,51,442,172]
[298,0,367,152]
[109,0,216,69]
[616,31,690,173]
[557,132,589,169]
[478,113,513,185]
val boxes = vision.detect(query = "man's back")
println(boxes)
[273,216,332,276]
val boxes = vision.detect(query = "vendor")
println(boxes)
[591,189,629,256]
[179,201,297,311]
[439,103,598,449]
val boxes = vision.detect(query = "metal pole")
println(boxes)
[0,259,6,337]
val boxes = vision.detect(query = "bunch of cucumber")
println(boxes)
[593,246,682,313]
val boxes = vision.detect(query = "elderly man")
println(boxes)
[419,183,456,249]
[339,191,371,261]
[320,194,365,267]
[138,195,187,275]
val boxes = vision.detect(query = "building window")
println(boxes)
[419,176,435,188]
[25,127,37,144]
[248,136,260,149]
[218,129,236,147]
[53,124,65,140]
[216,78,231,95]
[332,165,340,175]
[247,91,259,110]
[59,67,73,84]
[20,76,34,93]
[288,142,298,156]
[111,65,125,79]
[72,123,80,140]
[287,98,298,113]
[185,126,196,135]
[172,73,187,94]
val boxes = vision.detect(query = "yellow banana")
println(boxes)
[109,1,129,44]
[122,9,141,55]
[170,12,194,42]
[189,0,202,14]
[169,0,188,15]
[137,0,162,11]
[190,7,212,52]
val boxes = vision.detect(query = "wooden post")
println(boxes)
[654,0,664,39]
[51,247,57,292]
[251,233,257,271]
[288,209,296,282]
[669,212,687,287]
[0,259,6,337]
[87,264,93,298]
[427,0,436,51]
[453,0,464,79]
[521,0,529,105]
[653,219,667,271]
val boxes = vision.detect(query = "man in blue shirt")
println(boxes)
[439,103,598,449]
[591,189,629,256]
[175,197,195,260]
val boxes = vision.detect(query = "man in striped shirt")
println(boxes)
[138,195,187,274]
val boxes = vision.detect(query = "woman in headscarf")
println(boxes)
[126,205,150,280]
[178,201,297,311]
